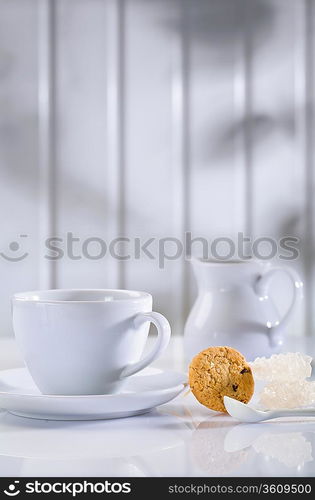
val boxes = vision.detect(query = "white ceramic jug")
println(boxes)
[184,259,303,362]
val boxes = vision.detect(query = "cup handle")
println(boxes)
[119,312,171,379]
[254,266,303,347]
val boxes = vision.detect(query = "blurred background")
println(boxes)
[0,0,313,338]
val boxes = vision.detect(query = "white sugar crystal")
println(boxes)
[250,352,312,382]
[253,433,313,468]
[258,380,315,410]
[250,352,315,409]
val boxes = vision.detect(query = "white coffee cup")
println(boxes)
[12,289,171,395]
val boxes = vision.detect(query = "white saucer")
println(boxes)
[0,367,187,421]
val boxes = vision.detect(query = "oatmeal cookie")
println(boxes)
[189,346,254,413]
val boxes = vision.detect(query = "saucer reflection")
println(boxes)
[0,410,188,477]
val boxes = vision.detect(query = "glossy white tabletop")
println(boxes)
[0,337,315,477]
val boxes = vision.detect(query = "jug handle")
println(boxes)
[254,267,303,347]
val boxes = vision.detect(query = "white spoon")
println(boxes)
[224,396,315,423]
